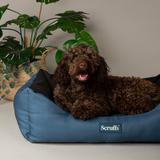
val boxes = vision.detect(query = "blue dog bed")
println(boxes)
[14,70,160,143]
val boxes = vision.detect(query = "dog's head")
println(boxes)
[54,46,109,87]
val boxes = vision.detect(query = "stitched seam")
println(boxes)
[26,88,31,141]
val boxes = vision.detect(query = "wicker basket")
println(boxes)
[0,48,56,101]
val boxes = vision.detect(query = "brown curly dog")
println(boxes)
[53,46,160,120]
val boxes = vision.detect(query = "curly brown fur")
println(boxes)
[53,46,160,120]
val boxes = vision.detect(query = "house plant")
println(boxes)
[0,0,99,100]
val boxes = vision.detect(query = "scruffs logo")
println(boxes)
[99,123,122,133]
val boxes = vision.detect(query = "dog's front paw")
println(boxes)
[71,105,93,121]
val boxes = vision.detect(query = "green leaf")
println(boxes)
[16,14,40,29]
[55,50,64,64]
[0,16,39,28]
[56,19,86,33]
[2,74,6,80]
[8,73,12,78]
[13,70,18,78]
[5,75,9,81]
[0,4,9,20]
[2,84,7,89]
[36,0,59,4]
[14,78,18,82]
[37,21,85,41]
[5,90,10,94]
[63,39,79,51]
[9,82,15,89]
[75,31,99,52]
[29,72,35,78]
[1,95,5,98]
[63,39,91,49]
[1,49,31,65]
[3,63,12,73]
[55,11,88,33]
[56,11,89,21]
[37,11,89,41]
[18,58,30,67]
[36,25,58,41]
[0,36,31,65]
[23,65,30,74]
[71,40,90,47]
[14,68,18,73]
[32,61,40,68]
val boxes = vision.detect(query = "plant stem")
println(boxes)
[34,19,58,49]
[31,26,38,47]
[43,46,64,53]
[23,25,26,48]
[19,26,23,46]
[30,27,34,47]
[32,40,37,55]
[32,46,64,61]
[7,8,26,48]
[37,18,58,30]
[25,36,28,48]
[37,26,82,46]
[7,8,21,16]
[30,19,37,47]
[32,20,57,54]
[38,2,43,19]
[32,1,43,54]
[36,20,58,48]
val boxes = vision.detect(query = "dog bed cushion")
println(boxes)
[14,69,160,143]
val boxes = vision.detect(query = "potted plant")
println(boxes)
[0,0,99,100]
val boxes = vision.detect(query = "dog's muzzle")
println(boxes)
[76,61,89,81]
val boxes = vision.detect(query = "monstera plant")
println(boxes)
[0,0,98,100]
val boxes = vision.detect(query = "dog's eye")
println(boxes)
[73,57,77,62]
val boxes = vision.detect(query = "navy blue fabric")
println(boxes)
[14,72,160,143]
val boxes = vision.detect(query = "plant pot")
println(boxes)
[0,48,56,101]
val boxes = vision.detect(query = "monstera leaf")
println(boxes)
[0,16,39,28]
[75,31,99,52]
[55,19,86,33]
[55,11,88,33]
[63,39,79,50]
[36,0,59,4]
[37,11,88,41]
[55,31,99,64]
[55,31,99,63]
[0,36,31,65]
[63,39,89,51]
[62,31,99,52]
[16,14,40,29]
[56,11,89,21]
[55,38,91,64]
[0,4,9,20]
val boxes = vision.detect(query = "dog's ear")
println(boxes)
[95,55,110,88]
[53,53,70,85]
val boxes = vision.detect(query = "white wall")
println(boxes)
[1,0,160,78]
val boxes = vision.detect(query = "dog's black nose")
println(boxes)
[79,62,87,69]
